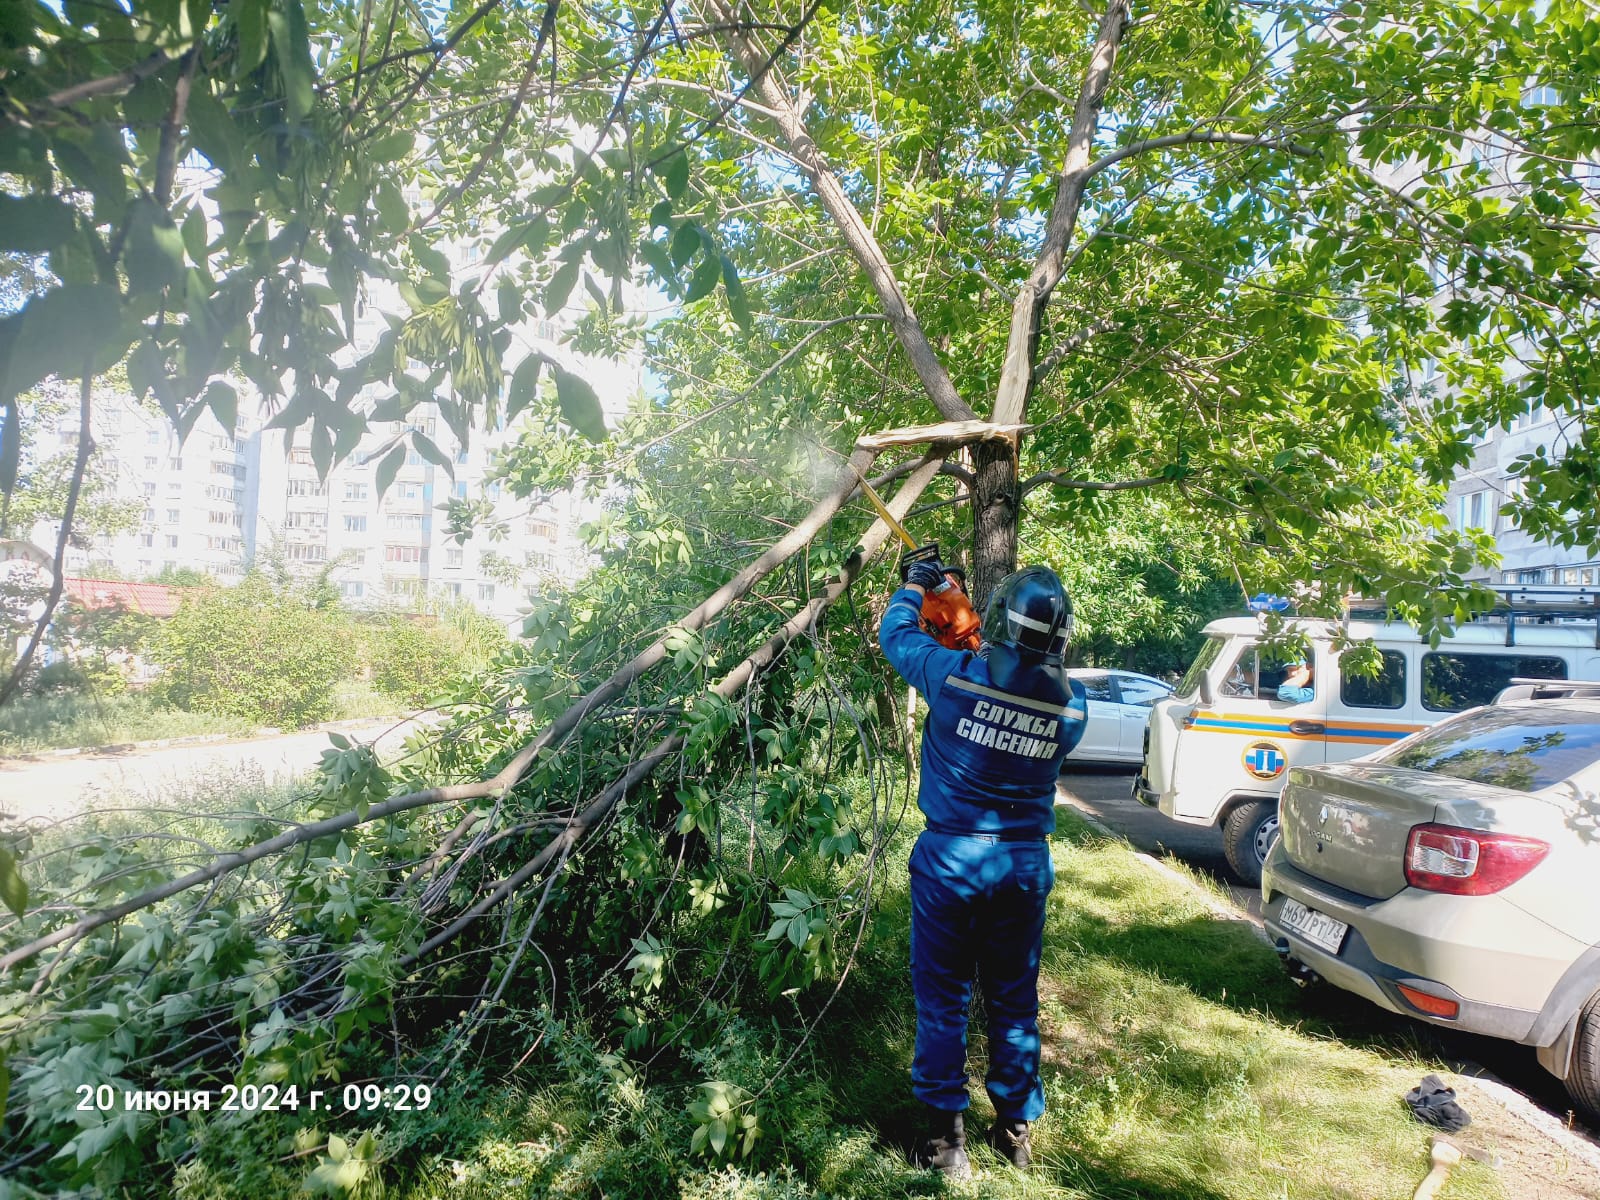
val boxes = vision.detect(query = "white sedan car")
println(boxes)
[1064,669,1173,765]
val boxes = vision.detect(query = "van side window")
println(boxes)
[1341,651,1407,710]
[1220,649,1294,699]
[1420,653,1566,713]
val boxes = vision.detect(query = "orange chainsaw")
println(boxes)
[852,466,982,652]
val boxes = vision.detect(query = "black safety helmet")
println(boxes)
[982,567,1073,664]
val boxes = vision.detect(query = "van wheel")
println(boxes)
[1564,988,1600,1122]
[1223,800,1278,888]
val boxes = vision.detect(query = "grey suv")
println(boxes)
[1260,682,1600,1117]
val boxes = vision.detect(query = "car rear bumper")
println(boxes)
[1261,852,1571,1046]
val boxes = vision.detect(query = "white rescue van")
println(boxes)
[1134,588,1600,885]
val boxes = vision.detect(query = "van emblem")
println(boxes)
[1241,741,1287,780]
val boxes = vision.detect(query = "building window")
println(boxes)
[169,457,183,470]
[167,481,182,495]
[166,535,180,548]
[143,483,157,497]
[1457,490,1488,531]
[146,429,161,445]
[385,513,424,533]
[144,456,159,470]
[445,547,464,568]
[284,510,328,529]
[526,519,556,540]
[344,515,368,533]
[143,507,156,522]
[384,545,426,564]
[340,581,366,599]
[453,481,468,499]
[210,510,242,527]
[286,543,328,562]
[395,483,422,502]
[477,583,495,602]
[166,508,181,523]
[344,482,368,502]
[140,533,154,548]
[289,448,315,466]
[287,479,327,497]
[444,581,462,597]
[455,447,469,465]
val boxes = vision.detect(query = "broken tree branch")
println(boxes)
[703,0,976,424]
[399,451,950,966]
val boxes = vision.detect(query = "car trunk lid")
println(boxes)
[1278,763,1516,900]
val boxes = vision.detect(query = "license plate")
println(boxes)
[1280,897,1348,955]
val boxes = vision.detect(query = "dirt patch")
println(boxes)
[1416,1077,1600,1200]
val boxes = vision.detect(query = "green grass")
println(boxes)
[0,686,402,755]
[330,807,1503,1200]
[0,691,254,755]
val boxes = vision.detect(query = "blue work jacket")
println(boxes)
[879,587,1088,838]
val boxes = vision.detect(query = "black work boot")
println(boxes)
[987,1117,1031,1167]
[912,1107,971,1180]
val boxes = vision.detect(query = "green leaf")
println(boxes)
[669,222,700,269]
[0,1057,9,1124]
[411,430,455,478]
[2,284,126,395]
[267,0,314,122]
[649,198,673,229]
[553,366,607,442]
[0,847,27,919]
[544,260,580,315]
[375,443,406,498]
[370,130,414,162]
[203,380,237,435]
[373,179,408,234]
[180,206,208,262]
[123,197,186,294]
[787,913,808,948]
[498,279,522,324]
[507,355,543,422]
[720,254,751,329]
[233,0,269,74]
[657,150,690,200]
[685,252,722,304]
[0,194,75,253]
[708,1118,727,1157]
[411,238,452,282]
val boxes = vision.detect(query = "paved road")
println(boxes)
[1057,763,1598,1138]
[0,718,426,825]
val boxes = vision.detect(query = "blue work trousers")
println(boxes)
[908,830,1054,1121]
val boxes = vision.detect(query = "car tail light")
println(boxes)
[1403,823,1549,895]
[1396,983,1460,1019]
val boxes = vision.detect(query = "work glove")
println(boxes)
[903,560,946,591]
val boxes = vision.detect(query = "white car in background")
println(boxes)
[1064,669,1173,765]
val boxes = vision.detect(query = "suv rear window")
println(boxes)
[1421,652,1566,712]
[1379,706,1600,792]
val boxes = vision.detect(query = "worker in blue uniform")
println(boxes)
[879,560,1088,1177]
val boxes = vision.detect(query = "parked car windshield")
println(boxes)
[1176,636,1224,700]
[1378,706,1600,792]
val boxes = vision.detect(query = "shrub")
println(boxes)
[366,602,507,707]
[149,574,351,728]
[366,616,465,707]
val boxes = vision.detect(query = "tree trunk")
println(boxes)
[969,438,1019,607]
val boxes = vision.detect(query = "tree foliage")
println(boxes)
[149,573,350,726]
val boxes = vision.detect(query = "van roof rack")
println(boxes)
[1494,680,1600,704]
[1342,585,1600,648]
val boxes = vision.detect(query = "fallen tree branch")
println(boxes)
[398,451,950,967]
[1,423,991,972]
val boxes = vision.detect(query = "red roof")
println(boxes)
[62,577,197,619]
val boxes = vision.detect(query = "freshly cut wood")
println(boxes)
[854,421,1028,451]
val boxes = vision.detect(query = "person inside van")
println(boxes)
[1277,660,1314,703]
